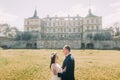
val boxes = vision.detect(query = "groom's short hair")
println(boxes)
[64,45,71,52]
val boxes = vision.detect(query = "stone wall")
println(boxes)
[37,40,81,49]
[93,41,116,49]
[0,39,119,50]
[114,41,120,49]
[0,41,27,49]
[0,40,81,49]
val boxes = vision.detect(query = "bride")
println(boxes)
[50,53,65,80]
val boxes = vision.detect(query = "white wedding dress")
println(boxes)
[51,63,61,80]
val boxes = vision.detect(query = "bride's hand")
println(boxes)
[62,66,66,72]
[58,68,62,72]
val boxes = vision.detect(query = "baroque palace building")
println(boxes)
[0,9,117,49]
[23,9,102,49]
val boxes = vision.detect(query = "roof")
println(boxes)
[86,9,97,17]
[29,9,39,19]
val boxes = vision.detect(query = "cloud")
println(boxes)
[0,8,18,24]
[53,4,96,17]
[110,2,120,8]
[110,1,120,11]
[103,12,120,28]
[53,3,120,29]
[103,2,120,28]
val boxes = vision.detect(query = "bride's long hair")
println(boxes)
[50,53,57,69]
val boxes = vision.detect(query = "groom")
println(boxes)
[58,45,75,80]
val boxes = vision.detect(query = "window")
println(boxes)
[61,28,63,32]
[96,19,98,23]
[57,22,60,26]
[87,26,89,30]
[73,28,76,32]
[53,28,55,32]
[27,21,29,25]
[64,35,66,38]
[61,35,63,38]
[91,19,94,23]
[73,18,75,20]
[64,28,66,32]
[53,22,55,26]
[47,22,49,26]
[73,22,75,26]
[78,28,80,32]
[58,28,59,32]
[49,28,51,32]
[97,26,99,30]
[27,27,29,31]
[87,20,89,24]
[92,26,94,30]
[78,21,80,26]
[69,28,71,32]
[69,22,71,26]
[49,22,51,26]
[64,22,66,26]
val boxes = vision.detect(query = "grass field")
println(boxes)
[0,49,120,80]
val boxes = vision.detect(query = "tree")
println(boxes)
[22,32,31,41]
[15,33,22,40]
[107,22,120,36]
[15,32,31,41]
[94,33,102,41]
[93,32,112,41]
[87,34,93,40]
[104,32,112,40]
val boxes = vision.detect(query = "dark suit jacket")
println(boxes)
[58,54,75,80]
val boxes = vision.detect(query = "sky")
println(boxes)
[0,0,120,31]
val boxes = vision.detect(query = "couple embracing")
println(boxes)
[50,45,75,80]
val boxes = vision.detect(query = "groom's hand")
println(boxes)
[58,72,62,77]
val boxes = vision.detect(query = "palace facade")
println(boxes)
[24,9,102,40]
[23,9,103,49]
[0,9,118,49]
